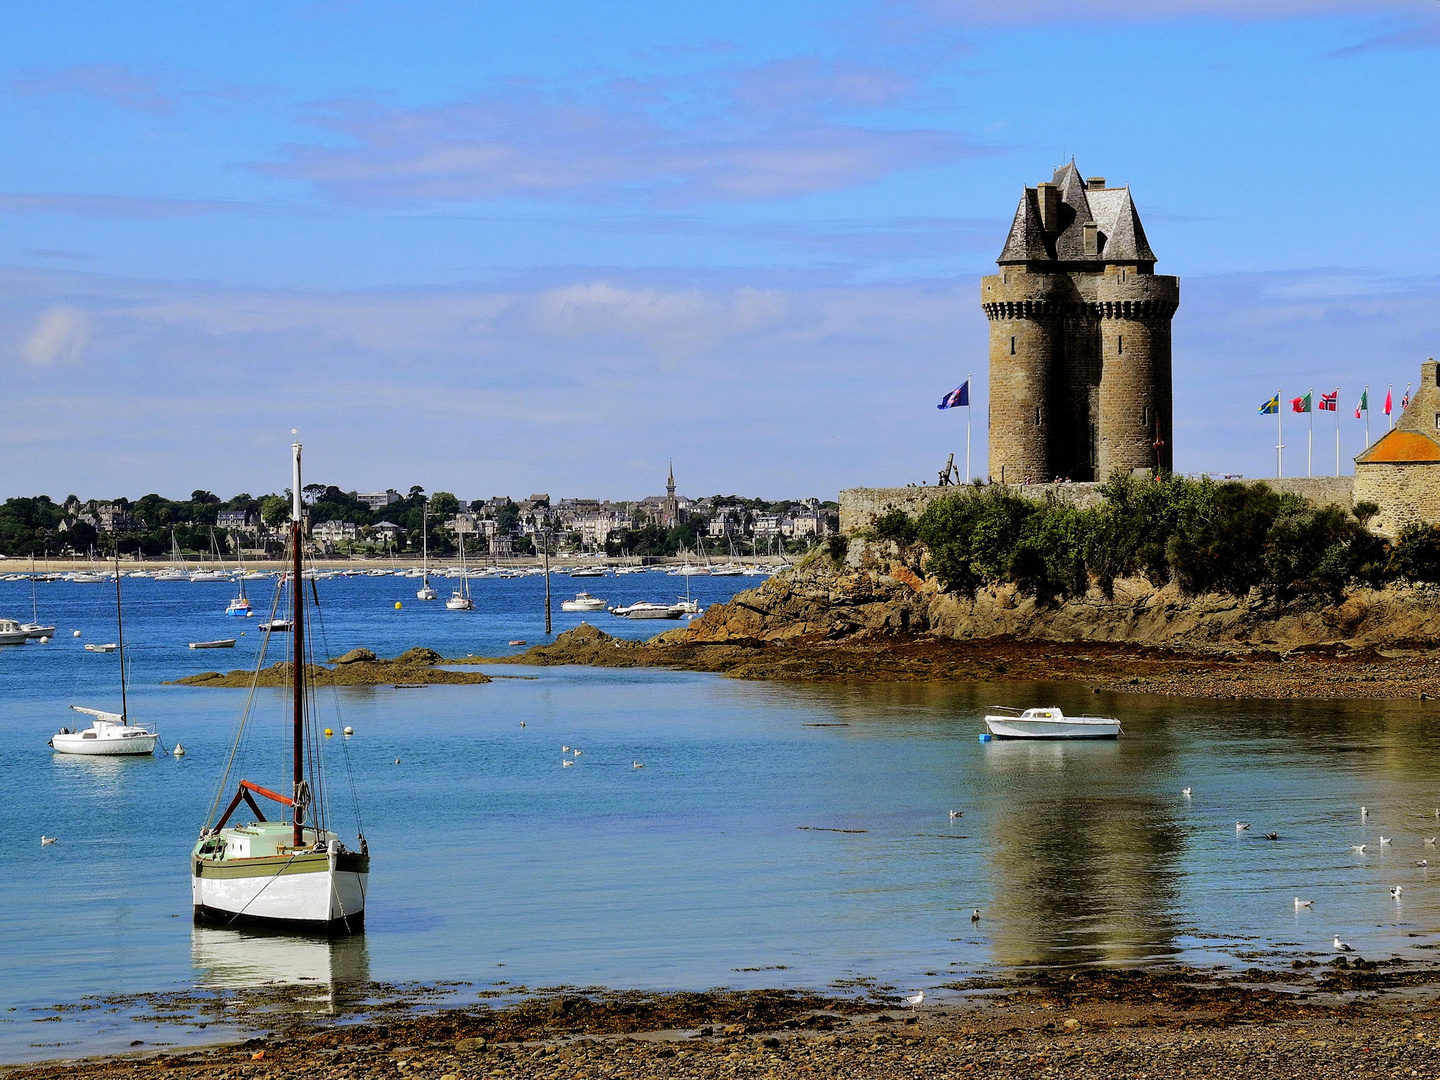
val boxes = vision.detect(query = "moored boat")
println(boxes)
[982,707,1121,740]
[561,591,607,612]
[190,639,237,649]
[191,436,368,932]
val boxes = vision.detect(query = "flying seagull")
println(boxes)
[1334,935,1354,952]
[1294,898,1313,909]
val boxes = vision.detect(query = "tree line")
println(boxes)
[864,473,1435,604]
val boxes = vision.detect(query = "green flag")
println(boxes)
[1291,392,1311,414]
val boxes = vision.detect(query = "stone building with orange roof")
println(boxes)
[1354,358,1440,535]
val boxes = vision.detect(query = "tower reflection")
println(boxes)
[981,739,1183,965]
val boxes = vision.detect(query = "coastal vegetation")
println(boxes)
[887,474,1434,605]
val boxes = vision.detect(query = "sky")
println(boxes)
[1,1,1438,502]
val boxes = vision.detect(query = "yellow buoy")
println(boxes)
[394,601,402,609]
[324,728,333,737]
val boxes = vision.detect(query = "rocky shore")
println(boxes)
[474,539,1440,699]
[170,648,492,688]
[13,963,1440,1079]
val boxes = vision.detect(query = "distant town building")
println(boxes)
[215,510,259,532]
[356,490,401,511]
[371,521,404,544]
[312,520,360,544]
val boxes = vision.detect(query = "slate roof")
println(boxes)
[1356,429,1440,464]
[997,161,1157,266]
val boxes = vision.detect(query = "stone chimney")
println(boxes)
[1036,182,1060,234]
[1087,176,1106,190]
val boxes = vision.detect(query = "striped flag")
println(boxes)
[1355,390,1368,418]
[1319,391,1338,412]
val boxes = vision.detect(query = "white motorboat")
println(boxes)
[561,592,608,612]
[569,567,605,578]
[69,572,107,584]
[192,438,368,932]
[190,570,230,583]
[0,618,29,646]
[260,619,292,632]
[155,569,190,581]
[190,639,237,649]
[982,707,1121,740]
[50,708,159,755]
[53,564,158,756]
[620,601,684,620]
[84,642,118,653]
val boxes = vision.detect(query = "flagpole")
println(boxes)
[1277,388,1284,479]
[965,372,972,483]
[1305,388,1312,477]
[1334,386,1342,475]
[1389,384,1394,430]
[1365,384,1370,451]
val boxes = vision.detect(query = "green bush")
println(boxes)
[871,508,917,546]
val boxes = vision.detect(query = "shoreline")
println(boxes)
[10,962,1440,1078]
[476,624,1440,700]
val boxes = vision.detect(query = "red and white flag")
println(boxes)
[1385,387,1394,416]
[1319,391,1338,412]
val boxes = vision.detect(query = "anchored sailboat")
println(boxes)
[417,500,437,601]
[191,437,369,931]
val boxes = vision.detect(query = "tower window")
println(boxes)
[1142,406,1149,426]
[1118,335,1124,354]
[1035,407,1041,426]
[1010,336,1016,355]
[1434,412,1439,431]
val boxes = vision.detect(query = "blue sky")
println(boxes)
[1,0,1437,501]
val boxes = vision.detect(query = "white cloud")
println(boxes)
[22,306,91,366]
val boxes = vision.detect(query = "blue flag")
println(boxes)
[938,380,970,410]
[1258,394,1279,415]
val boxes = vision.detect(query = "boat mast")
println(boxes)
[291,436,306,848]
[422,500,428,585]
[114,554,128,724]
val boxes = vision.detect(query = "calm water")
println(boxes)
[3,572,1440,1061]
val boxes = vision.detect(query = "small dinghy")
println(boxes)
[189,639,237,649]
[84,642,118,653]
[982,706,1121,740]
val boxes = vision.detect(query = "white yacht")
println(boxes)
[51,708,159,756]
[561,591,608,612]
[982,707,1121,740]
[417,501,437,600]
[0,619,30,646]
[446,533,474,610]
[52,566,158,756]
[617,601,684,620]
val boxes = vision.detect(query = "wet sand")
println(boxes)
[11,963,1440,1078]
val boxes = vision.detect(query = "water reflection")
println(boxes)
[191,926,371,1015]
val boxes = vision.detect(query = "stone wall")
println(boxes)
[839,475,1354,534]
[1354,463,1440,537]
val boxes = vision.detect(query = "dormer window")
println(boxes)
[1083,222,1099,257]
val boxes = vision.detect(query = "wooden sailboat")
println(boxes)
[191,437,369,931]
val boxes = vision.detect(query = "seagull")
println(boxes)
[519,721,526,728]
[1392,886,1404,899]
[632,761,644,768]
[1294,897,1313,909]
[1380,836,1392,846]
[905,991,925,1011]
[1352,844,1367,853]
[572,749,583,756]
[1235,821,1250,831]
[1426,837,1436,846]
[970,909,981,923]
[562,760,574,767]
[1182,787,1191,797]
[562,745,570,752]
[949,810,963,820]
[40,836,56,846]
[1264,832,1279,841]
[394,758,401,765]
[1418,860,1429,867]
[1334,935,1354,952]
[1362,807,1368,817]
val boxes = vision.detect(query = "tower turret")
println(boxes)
[982,163,1179,482]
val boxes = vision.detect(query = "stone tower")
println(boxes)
[982,162,1179,483]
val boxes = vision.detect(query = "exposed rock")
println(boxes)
[170,648,490,687]
[333,647,378,664]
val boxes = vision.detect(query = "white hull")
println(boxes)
[52,732,158,755]
[983,716,1120,740]
[192,853,367,929]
